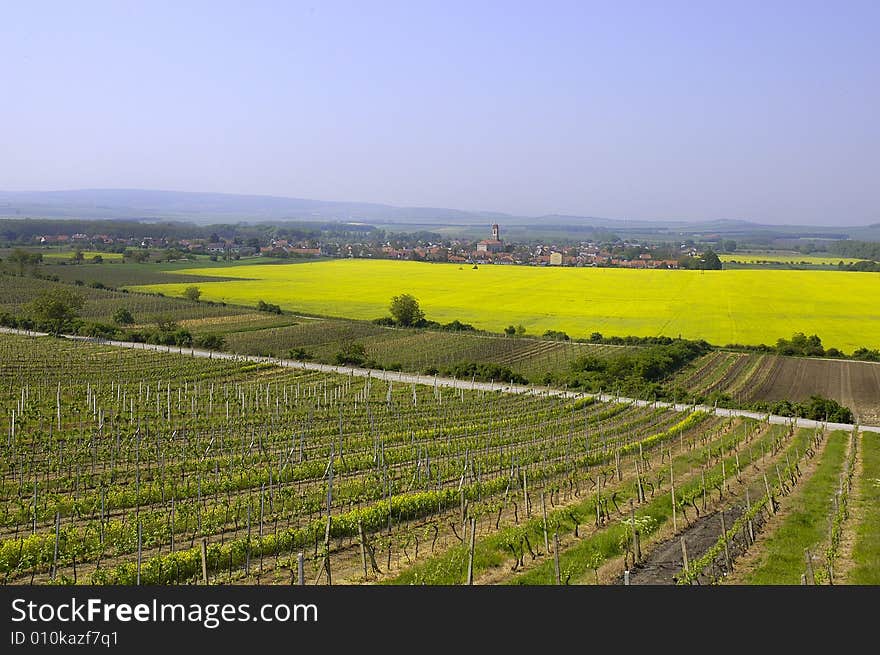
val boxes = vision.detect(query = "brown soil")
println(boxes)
[747,358,880,426]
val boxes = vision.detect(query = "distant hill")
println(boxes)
[0,189,515,226]
[0,189,877,241]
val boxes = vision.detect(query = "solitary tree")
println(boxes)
[389,294,425,327]
[27,288,85,335]
[184,286,202,302]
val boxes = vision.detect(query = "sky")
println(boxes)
[1,0,878,225]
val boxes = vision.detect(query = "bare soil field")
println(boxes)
[747,358,880,426]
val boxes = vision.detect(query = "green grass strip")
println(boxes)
[849,432,880,584]
[741,430,849,584]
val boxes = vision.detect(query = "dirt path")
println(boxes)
[620,506,744,585]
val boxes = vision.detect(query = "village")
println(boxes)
[28,222,702,269]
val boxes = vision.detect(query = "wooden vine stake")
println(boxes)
[804,549,815,585]
[541,492,550,554]
[763,473,775,515]
[200,539,208,584]
[466,517,476,585]
[670,463,677,532]
[51,512,60,581]
[553,531,561,585]
[358,520,369,580]
[719,510,730,572]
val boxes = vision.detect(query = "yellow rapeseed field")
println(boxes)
[130,259,880,351]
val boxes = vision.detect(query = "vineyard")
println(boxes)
[0,276,250,325]
[223,321,629,380]
[0,332,875,586]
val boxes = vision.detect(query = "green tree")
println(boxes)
[153,315,178,333]
[112,307,134,325]
[8,249,42,276]
[722,240,737,253]
[27,288,85,335]
[699,249,722,270]
[504,325,516,336]
[195,333,225,350]
[91,254,103,263]
[183,286,202,302]
[72,248,85,263]
[334,342,368,366]
[389,294,425,327]
[515,324,526,336]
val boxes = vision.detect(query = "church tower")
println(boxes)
[491,223,500,241]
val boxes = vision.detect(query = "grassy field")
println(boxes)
[129,259,880,351]
[740,430,849,584]
[848,432,880,583]
[720,252,863,265]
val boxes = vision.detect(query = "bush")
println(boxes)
[287,347,312,360]
[77,322,120,339]
[775,332,824,357]
[257,300,282,314]
[752,395,853,424]
[441,320,476,332]
[852,347,880,362]
[195,333,225,350]
[334,343,368,366]
[566,339,710,398]
[113,307,134,325]
[444,362,527,384]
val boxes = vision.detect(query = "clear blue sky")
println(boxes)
[1,1,878,224]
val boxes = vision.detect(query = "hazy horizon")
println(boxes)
[2,1,878,226]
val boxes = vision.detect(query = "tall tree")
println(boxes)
[27,288,85,335]
[389,294,425,327]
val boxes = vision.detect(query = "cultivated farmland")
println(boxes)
[1,333,875,586]
[672,353,880,426]
[129,259,880,351]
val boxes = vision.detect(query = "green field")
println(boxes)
[129,259,880,351]
[39,249,124,261]
[720,252,862,265]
